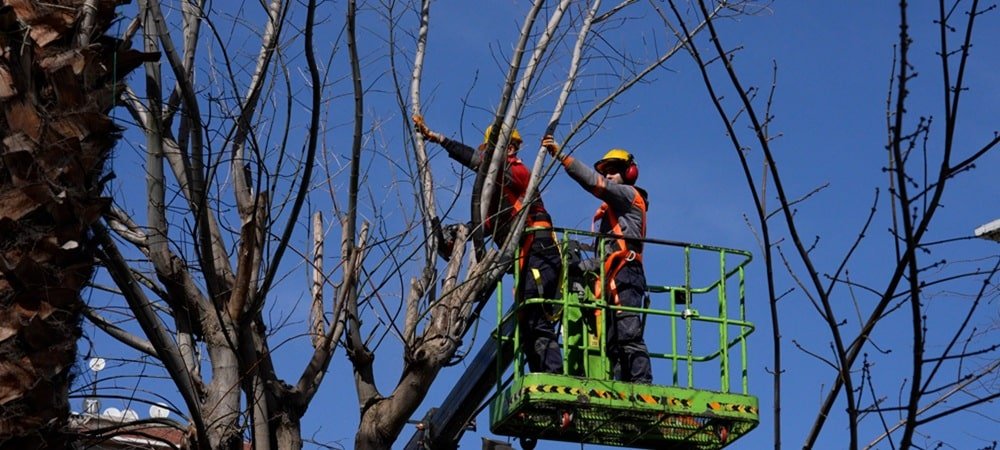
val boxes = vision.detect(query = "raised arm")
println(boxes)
[413,114,479,170]
[542,135,635,208]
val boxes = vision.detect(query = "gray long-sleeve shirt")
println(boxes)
[559,155,648,255]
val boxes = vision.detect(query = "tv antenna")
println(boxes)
[83,357,106,415]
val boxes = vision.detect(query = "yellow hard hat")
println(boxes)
[594,148,638,184]
[483,124,522,146]
[594,148,633,171]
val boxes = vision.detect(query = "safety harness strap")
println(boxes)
[591,188,648,304]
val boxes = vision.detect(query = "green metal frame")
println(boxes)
[490,228,759,449]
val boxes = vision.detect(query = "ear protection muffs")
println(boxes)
[595,149,639,184]
[622,160,639,185]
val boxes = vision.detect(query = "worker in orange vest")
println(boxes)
[542,135,652,383]
[414,115,563,374]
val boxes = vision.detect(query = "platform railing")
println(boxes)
[499,227,755,395]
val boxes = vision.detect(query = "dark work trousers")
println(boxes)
[517,231,563,374]
[607,261,653,383]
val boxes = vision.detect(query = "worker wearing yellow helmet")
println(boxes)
[484,124,522,147]
[412,114,564,374]
[541,134,652,384]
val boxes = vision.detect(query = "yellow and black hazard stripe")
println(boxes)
[589,388,627,400]
[631,393,658,405]
[520,383,762,415]
[662,397,693,408]
[629,393,695,408]
[522,384,633,401]
[522,384,585,396]
[706,401,757,415]
[519,384,702,410]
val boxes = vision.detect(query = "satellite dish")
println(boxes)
[123,409,139,422]
[103,407,123,419]
[149,404,170,419]
[88,358,106,372]
[83,398,101,415]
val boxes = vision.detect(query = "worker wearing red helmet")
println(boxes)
[413,115,563,374]
[542,135,652,384]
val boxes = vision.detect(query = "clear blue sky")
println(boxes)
[79,2,1000,450]
[384,3,999,449]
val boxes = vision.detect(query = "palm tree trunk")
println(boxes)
[0,2,148,447]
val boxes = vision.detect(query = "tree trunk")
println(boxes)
[0,1,146,447]
[355,401,397,450]
[274,410,303,450]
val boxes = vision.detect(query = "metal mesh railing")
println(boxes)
[502,227,755,395]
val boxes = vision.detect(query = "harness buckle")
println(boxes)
[625,250,637,262]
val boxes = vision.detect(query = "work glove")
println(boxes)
[412,114,443,144]
[576,257,600,274]
[435,221,470,261]
[541,135,563,161]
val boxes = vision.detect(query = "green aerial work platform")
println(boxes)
[489,228,759,449]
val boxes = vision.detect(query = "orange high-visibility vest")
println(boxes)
[591,189,647,304]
